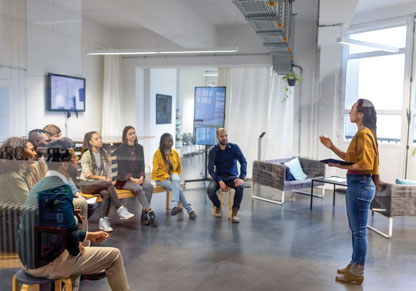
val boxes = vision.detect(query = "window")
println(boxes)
[343,25,407,144]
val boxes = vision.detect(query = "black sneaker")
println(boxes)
[147,210,158,227]
[189,211,197,220]
[171,206,183,216]
[141,211,149,225]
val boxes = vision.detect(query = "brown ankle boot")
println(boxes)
[335,272,364,285]
[337,263,352,274]
[231,208,240,223]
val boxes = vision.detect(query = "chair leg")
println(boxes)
[251,182,285,205]
[228,189,232,219]
[62,278,72,291]
[166,190,171,210]
[12,275,18,291]
[367,217,393,239]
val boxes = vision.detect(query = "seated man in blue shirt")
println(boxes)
[18,138,130,291]
[207,128,247,223]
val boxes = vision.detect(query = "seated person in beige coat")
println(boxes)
[17,138,130,291]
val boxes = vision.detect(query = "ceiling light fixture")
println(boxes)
[337,37,399,53]
[203,71,218,77]
[87,47,238,56]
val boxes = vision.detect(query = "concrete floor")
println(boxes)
[2,152,416,290]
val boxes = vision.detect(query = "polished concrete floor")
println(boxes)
[2,152,416,290]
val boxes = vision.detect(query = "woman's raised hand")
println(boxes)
[319,135,333,149]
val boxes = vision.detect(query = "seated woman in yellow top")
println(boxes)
[320,99,379,285]
[152,133,197,219]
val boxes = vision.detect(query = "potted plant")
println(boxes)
[283,72,302,86]
[282,72,302,103]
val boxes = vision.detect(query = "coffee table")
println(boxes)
[310,177,347,210]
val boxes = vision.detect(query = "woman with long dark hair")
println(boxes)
[80,131,134,232]
[320,99,379,285]
[152,133,197,219]
[116,126,157,226]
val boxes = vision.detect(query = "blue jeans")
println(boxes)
[156,174,193,213]
[346,174,375,265]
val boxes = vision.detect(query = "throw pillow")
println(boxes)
[395,178,416,185]
[283,166,296,181]
[284,157,307,180]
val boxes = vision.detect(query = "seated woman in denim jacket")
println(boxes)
[151,133,197,220]
[80,131,134,232]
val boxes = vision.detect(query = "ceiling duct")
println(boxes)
[233,0,295,74]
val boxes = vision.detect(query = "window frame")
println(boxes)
[341,16,414,146]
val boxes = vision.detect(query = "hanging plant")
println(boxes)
[282,72,302,86]
[282,72,302,103]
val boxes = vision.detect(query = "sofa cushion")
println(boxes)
[284,157,307,180]
[283,165,296,181]
[395,178,416,185]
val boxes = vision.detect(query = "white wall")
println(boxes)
[178,69,206,135]
[142,68,177,165]
[292,0,320,158]
[25,17,111,140]
[27,0,82,76]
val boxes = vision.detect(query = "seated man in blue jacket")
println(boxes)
[18,138,130,291]
[207,128,247,223]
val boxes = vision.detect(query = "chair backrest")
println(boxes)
[372,182,416,217]
[34,225,68,268]
[298,157,326,178]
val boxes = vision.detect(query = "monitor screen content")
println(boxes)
[193,86,226,145]
[194,127,217,145]
[194,86,225,127]
[48,73,86,112]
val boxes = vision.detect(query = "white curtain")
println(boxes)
[227,67,294,178]
[101,55,125,137]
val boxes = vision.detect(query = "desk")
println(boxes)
[310,177,347,210]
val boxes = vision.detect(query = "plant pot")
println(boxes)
[287,79,296,86]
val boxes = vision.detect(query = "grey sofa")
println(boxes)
[252,157,326,204]
[369,181,416,238]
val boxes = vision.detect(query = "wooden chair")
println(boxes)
[12,269,71,291]
[212,187,233,218]
[80,161,185,210]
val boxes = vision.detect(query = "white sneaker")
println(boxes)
[99,217,113,232]
[117,206,134,220]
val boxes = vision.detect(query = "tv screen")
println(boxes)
[47,73,86,112]
[193,86,226,145]
[194,127,217,145]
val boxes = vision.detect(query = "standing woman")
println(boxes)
[320,99,379,285]
[80,131,134,232]
[116,126,157,226]
[152,133,197,219]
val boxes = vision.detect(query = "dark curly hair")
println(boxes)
[81,131,108,174]
[45,138,75,171]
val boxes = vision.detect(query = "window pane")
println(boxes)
[348,26,407,54]
[344,114,401,144]
[345,54,405,110]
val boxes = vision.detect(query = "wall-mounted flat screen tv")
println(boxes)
[47,73,86,112]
